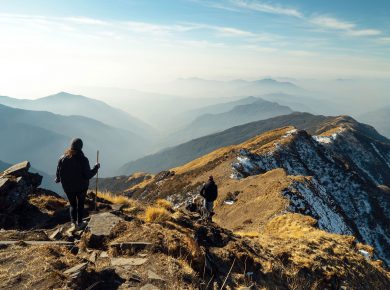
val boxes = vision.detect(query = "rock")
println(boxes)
[49,227,63,240]
[88,251,98,263]
[100,251,109,258]
[110,241,152,255]
[27,173,43,187]
[0,161,43,215]
[111,257,148,267]
[128,274,142,283]
[1,161,30,177]
[0,177,12,194]
[147,270,164,281]
[358,249,371,260]
[110,204,125,211]
[63,262,88,278]
[88,212,123,236]
[140,284,159,290]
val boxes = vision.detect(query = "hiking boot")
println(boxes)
[77,221,87,230]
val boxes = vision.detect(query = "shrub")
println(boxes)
[155,199,173,210]
[97,191,135,208]
[144,206,171,223]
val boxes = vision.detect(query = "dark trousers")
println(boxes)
[65,191,86,224]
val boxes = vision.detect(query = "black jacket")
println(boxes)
[56,150,98,193]
[200,180,218,202]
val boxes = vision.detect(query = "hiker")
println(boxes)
[200,176,218,221]
[55,138,100,232]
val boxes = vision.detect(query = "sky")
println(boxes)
[0,0,390,98]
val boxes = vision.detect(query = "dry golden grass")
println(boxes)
[256,213,388,278]
[155,199,173,210]
[144,206,171,223]
[235,231,260,238]
[173,146,234,174]
[97,191,136,208]
[28,195,67,214]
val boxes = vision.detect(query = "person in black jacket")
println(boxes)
[55,138,100,232]
[200,176,218,221]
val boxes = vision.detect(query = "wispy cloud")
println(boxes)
[230,0,303,18]
[310,16,381,37]
[197,1,383,39]
[310,16,354,30]
[376,37,390,45]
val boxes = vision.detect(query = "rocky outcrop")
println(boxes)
[232,127,390,266]
[0,161,42,213]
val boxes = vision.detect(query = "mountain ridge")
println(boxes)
[0,103,151,176]
[120,112,337,175]
[166,98,293,145]
[0,92,155,137]
[122,117,390,266]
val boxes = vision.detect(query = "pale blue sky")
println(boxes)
[0,0,389,97]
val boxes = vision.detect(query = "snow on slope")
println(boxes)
[232,127,390,266]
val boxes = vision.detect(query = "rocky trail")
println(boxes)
[1,161,390,289]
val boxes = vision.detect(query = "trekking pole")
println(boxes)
[95,150,99,211]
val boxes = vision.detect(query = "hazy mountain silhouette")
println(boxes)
[0,160,11,172]
[167,98,293,145]
[359,106,390,138]
[0,92,155,137]
[0,104,151,176]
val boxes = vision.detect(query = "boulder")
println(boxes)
[1,161,30,177]
[88,212,123,236]
[0,177,12,194]
[0,161,43,215]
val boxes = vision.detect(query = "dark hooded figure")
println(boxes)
[55,138,100,232]
[200,175,218,221]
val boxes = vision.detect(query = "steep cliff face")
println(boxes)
[231,119,390,265]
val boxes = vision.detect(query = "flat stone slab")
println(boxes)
[111,257,148,267]
[0,240,73,245]
[2,161,30,177]
[49,227,63,240]
[64,262,88,278]
[88,212,123,236]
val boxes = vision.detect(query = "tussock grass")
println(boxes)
[156,199,173,210]
[97,191,135,208]
[144,206,171,223]
[235,231,260,238]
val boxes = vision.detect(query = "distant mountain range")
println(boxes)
[163,77,304,98]
[0,92,155,137]
[359,106,390,138]
[167,98,293,145]
[119,112,338,174]
[0,104,152,176]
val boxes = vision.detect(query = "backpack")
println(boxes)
[204,182,218,202]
